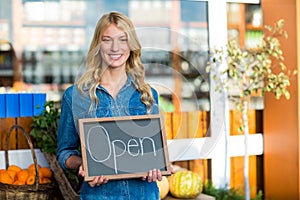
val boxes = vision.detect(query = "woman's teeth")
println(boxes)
[110,54,122,59]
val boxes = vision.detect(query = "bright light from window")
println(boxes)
[25,2,45,21]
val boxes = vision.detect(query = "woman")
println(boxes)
[57,11,162,199]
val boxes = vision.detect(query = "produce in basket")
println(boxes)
[0,164,53,186]
[8,165,22,172]
[0,125,55,200]
[0,170,14,184]
[169,170,203,199]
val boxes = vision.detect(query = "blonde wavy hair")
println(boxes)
[77,11,154,113]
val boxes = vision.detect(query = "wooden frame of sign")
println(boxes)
[78,114,172,181]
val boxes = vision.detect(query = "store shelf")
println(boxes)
[246,24,263,31]
[0,70,13,76]
[22,20,86,28]
[227,3,262,48]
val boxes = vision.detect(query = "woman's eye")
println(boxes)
[120,38,128,43]
[102,38,112,43]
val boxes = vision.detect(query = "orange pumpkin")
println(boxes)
[7,165,22,173]
[157,176,169,199]
[169,171,203,199]
[40,178,52,184]
[0,171,14,184]
[13,180,25,185]
[39,167,52,179]
[26,175,35,185]
[28,163,41,172]
[7,170,17,182]
[17,170,29,183]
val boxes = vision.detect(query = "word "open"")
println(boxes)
[86,125,157,174]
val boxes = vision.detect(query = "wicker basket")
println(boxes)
[43,153,80,200]
[0,124,55,200]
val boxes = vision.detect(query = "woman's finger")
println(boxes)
[151,169,157,182]
[170,165,175,174]
[89,176,99,187]
[78,165,85,177]
[148,169,153,182]
[156,169,162,181]
[94,176,110,186]
[96,176,103,186]
[141,175,147,181]
[103,177,109,184]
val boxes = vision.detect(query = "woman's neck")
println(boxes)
[100,68,128,99]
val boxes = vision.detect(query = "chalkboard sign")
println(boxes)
[79,114,171,181]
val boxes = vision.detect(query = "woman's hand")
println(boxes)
[88,176,109,187]
[142,169,162,182]
[78,165,85,177]
[142,165,176,182]
[79,165,109,187]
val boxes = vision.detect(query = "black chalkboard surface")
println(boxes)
[78,114,171,181]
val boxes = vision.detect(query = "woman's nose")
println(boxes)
[111,39,119,51]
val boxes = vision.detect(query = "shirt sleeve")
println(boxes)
[151,87,159,114]
[56,87,81,170]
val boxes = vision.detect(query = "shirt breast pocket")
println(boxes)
[96,108,111,117]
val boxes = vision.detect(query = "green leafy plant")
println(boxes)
[206,19,296,200]
[30,101,82,195]
[30,101,59,153]
[203,181,263,200]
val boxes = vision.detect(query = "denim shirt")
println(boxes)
[57,75,160,200]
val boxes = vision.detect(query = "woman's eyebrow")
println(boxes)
[102,34,127,38]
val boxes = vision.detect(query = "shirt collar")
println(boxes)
[96,73,135,91]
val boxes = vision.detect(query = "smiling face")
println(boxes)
[100,23,130,69]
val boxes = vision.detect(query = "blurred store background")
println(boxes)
[2,0,300,199]
[0,0,263,111]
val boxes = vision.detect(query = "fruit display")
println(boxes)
[0,164,52,185]
[169,170,203,199]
